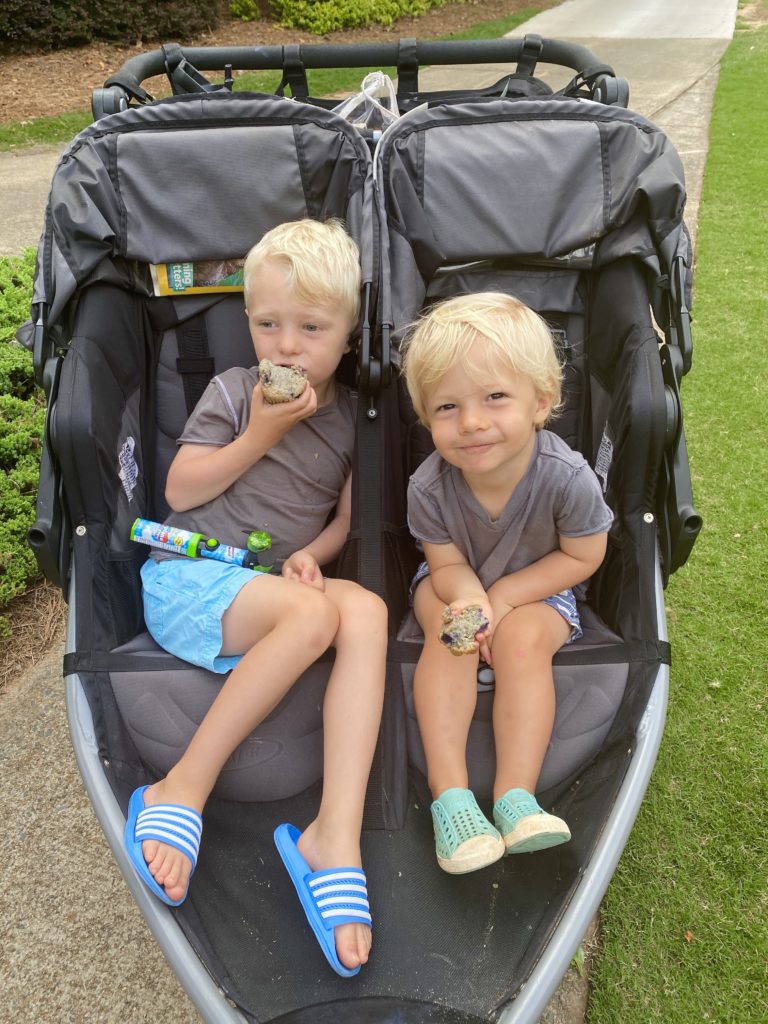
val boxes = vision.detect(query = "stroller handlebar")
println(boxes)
[102,36,616,98]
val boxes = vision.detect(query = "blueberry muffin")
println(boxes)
[439,605,489,656]
[258,359,308,404]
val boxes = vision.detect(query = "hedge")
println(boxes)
[0,0,221,52]
[0,251,44,636]
[232,0,461,35]
[2,0,464,52]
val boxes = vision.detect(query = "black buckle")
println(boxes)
[517,34,543,77]
[277,45,308,100]
[397,37,419,107]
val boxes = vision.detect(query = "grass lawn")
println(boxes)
[587,20,768,1024]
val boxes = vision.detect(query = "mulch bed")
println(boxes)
[0,0,555,123]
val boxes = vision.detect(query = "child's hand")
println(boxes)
[444,597,494,664]
[282,549,325,590]
[245,380,318,452]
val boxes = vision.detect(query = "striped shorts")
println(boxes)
[409,561,582,644]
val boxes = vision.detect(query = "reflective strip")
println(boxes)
[135,825,199,861]
[319,907,372,922]
[315,895,370,909]
[306,867,372,928]
[308,870,365,887]
[135,805,202,864]
[310,882,368,896]
[138,805,202,837]
[135,814,201,844]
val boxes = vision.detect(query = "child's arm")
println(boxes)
[488,532,608,610]
[423,540,494,660]
[282,473,353,589]
[424,540,487,609]
[166,381,317,512]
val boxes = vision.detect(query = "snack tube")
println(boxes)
[130,518,271,572]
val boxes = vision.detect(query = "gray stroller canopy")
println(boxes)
[377,96,690,337]
[33,92,372,325]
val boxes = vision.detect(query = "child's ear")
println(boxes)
[535,392,553,424]
[343,330,359,355]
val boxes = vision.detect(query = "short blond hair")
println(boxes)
[401,292,563,424]
[243,218,361,324]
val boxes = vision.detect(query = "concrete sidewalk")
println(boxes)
[0,144,64,258]
[1,2,737,1022]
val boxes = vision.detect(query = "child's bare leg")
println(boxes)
[489,602,570,798]
[412,579,477,798]
[296,579,387,970]
[142,575,339,902]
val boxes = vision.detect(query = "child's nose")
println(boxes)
[459,406,488,433]
[277,327,302,356]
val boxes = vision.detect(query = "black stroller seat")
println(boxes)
[376,94,691,803]
[34,92,373,806]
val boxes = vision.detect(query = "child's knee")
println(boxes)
[495,607,535,640]
[289,586,339,646]
[335,582,387,626]
[357,587,388,625]
[494,607,560,660]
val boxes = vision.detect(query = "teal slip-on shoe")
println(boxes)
[493,788,571,854]
[430,787,505,874]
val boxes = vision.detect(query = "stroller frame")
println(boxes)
[65,591,670,1023]
[28,36,699,1024]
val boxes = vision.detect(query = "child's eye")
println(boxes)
[257,320,276,329]
[488,392,508,401]
[304,323,321,333]
[435,402,456,413]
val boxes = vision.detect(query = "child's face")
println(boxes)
[424,360,552,484]
[245,259,354,404]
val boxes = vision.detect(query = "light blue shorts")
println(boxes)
[141,557,262,674]
[409,561,583,644]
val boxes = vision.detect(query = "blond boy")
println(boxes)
[125,220,386,977]
[402,292,613,874]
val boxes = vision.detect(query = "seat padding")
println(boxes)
[111,632,330,801]
[398,607,627,797]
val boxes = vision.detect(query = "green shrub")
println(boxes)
[233,0,456,35]
[0,251,45,632]
[0,250,35,344]
[0,393,45,469]
[0,395,45,629]
[0,0,221,53]
[229,0,261,22]
[0,342,37,400]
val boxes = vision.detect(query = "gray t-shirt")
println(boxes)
[407,429,613,592]
[154,366,356,566]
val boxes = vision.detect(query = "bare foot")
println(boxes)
[297,820,372,971]
[139,781,203,904]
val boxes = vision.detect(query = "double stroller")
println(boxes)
[27,36,701,1024]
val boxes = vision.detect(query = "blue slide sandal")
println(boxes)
[124,785,203,907]
[274,823,372,978]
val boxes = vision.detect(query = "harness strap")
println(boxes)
[175,314,214,415]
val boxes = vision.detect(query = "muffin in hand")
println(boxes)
[258,359,308,404]
[439,605,489,656]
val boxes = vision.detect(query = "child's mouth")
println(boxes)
[461,442,493,454]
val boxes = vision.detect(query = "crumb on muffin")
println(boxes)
[258,359,308,404]
[439,605,489,656]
